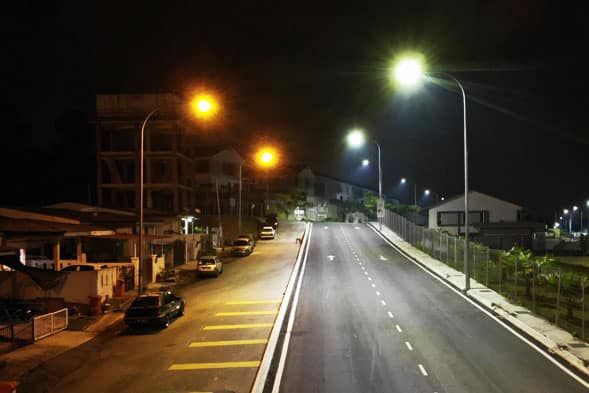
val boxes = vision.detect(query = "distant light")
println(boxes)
[401,178,407,184]
[587,200,589,207]
[563,209,569,215]
[190,93,219,120]
[255,147,278,168]
[560,216,563,220]
[441,196,445,201]
[554,222,560,229]
[262,152,273,163]
[362,159,370,167]
[573,205,579,211]
[346,129,366,147]
[424,189,430,196]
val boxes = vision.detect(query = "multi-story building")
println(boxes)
[95,94,194,214]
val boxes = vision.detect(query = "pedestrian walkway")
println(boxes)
[370,222,589,379]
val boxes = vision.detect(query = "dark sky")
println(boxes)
[3,0,588,222]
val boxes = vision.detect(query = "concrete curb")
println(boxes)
[368,222,589,382]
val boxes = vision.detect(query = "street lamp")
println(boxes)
[138,93,218,294]
[346,129,383,230]
[393,55,471,292]
[362,159,370,167]
[255,146,278,217]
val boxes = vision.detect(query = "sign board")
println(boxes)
[376,199,385,218]
[294,207,305,221]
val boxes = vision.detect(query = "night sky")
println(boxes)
[3,1,588,222]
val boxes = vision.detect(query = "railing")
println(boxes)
[33,308,68,341]
[383,209,589,340]
[0,324,13,341]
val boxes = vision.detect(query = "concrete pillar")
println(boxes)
[131,256,139,288]
[76,240,83,263]
[53,241,61,271]
[151,254,157,283]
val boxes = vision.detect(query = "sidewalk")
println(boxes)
[0,292,135,384]
[370,222,589,378]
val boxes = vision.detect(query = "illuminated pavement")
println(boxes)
[278,223,589,393]
[20,222,305,393]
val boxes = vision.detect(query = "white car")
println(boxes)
[259,226,276,240]
[197,256,223,277]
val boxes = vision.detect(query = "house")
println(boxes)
[428,191,524,236]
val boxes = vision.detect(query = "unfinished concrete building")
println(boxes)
[95,94,194,214]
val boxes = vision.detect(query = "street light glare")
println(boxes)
[564,209,569,214]
[393,57,424,87]
[362,159,369,167]
[573,205,579,211]
[255,147,278,168]
[190,93,219,120]
[425,189,430,195]
[401,178,406,184]
[346,129,366,147]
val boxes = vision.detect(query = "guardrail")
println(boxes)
[33,308,68,341]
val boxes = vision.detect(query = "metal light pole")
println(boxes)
[138,107,159,295]
[238,164,242,234]
[377,141,383,231]
[438,72,470,292]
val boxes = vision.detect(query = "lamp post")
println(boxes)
[347,129,383,230]
[393,56,471,292]
[137,94,218,295]
[255,147,278,217]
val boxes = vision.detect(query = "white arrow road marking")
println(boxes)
[354,226,360,230]
[327,255,335,261]
[324,226,329,230]
[379,255,388,261]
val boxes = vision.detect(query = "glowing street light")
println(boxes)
[424,189,431,196]
[346,129,383,230]
[190,93,219,121]
[401,178,407,184]
[392,54,472,291]
[564,209,569,215]
[255,146,279,214]
[362,159,370,167]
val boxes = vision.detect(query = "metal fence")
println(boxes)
[33,308,68,341]
[383,209,589,341]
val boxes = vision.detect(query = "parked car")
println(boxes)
[259,226,276,240]
[231,239,253,256]
[238,233,256,248]
[124,291,185,329]
[197,255,223,277]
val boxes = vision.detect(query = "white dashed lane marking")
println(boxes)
[405,341,413,351]
[380,300,386,306]
[376,291,381,296]
[371,283,376,288]
[396,324,402,333]
[418,364,429,376]
[388,311,394,319]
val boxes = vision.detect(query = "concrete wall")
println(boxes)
[0,267,118,304]
[429,191,521,235]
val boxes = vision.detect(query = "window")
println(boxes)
[314,183,325,196]
[438,211,489,226]
[222,162,235,176]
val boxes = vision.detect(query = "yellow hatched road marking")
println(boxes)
[169,361,260,370]
[203,323,273,330]
[216,311,277,316]
[225,300,281,305]
[189,339,268,347]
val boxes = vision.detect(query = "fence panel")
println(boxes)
[33,308,68,341]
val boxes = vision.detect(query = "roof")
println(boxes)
[428,191,523,210]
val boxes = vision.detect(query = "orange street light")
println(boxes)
[255,147,278,168]
[190,93,219,121]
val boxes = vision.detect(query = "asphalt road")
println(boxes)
[278,223,588,393]
[20,222,305,393]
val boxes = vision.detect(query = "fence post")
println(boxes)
[555,269,561,326]
[485,248,490,287]
[514,259,518,301]
[532,263,536,311]
[473,247,477,282]
[582,277,586,340]
[454,238,457,268]
[499,255,502,295]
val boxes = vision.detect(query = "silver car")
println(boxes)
[197,256,223,277]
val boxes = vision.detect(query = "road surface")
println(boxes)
[278,222,588,393]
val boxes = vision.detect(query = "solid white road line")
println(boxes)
[368,224,589,390]
[268,224,314,393]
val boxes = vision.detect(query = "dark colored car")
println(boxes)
[124,291,185,329]
[266,213,279,229]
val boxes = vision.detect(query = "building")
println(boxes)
[428,191,524,236]
[95,93,195,214]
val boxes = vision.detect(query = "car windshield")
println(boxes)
[262,227,273,231]
[198,258,216,265]
[131,296,159,307]
[233,240,248,246]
